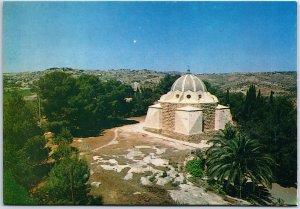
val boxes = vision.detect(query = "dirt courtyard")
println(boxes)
[72,116,229,205]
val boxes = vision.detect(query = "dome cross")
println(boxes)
[187,65,191,74]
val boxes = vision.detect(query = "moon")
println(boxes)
[133,39,137,44]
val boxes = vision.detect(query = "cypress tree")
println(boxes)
[243,84,257,120]
[269,91,274,105]
[225,88,230,106]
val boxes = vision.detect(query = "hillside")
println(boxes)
[4,68,296,97]
[199,71,296,96]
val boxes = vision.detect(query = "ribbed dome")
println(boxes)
[171,74,207,92]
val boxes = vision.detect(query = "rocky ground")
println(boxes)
[72,117,231,205]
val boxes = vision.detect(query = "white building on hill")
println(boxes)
[144,72,232,141]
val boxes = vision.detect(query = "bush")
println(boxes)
[161,171,167,178]
[191,149,204,159]
[171,180,180,187]
[3,170,34,205]
[186,159,205,178]
[149,176,156,182]
[43,121,69,134]
[207,179,225,195]
[52,144,78,161]
[53,128,73,144]
[23,136,49,165]
[33,157,90,204]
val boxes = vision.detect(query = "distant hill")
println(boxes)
[199,71,296,97]
[4,68,296,97]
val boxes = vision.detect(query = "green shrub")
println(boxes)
[43,121,69,134]
[23,135,50,164]
[52,144,78,161]
[171,180,180,187]
[149,176,156,182]
[207,179,225,195]
[274,198,285,206]
[186,159,205,178]
[3,170,34,205]
[191,149,204,159]
[53,128,73,144]
[161,171,167,178]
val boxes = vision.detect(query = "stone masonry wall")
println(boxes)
[142,102,219,143]
[160,102,199,132]
[201,103,218,131]
[160,102,217,134]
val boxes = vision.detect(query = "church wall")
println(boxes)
[174,110,203,135]
[160,102,200,133]
[174,110,189,135]
[201,103,218,131]
[188,111,203,135]
[144,107,162,130]
[160,102,217,136]
[215,108,232,130]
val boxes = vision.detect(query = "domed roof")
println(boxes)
[171,74,207,92]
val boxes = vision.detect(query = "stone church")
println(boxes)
[143,72,232,141]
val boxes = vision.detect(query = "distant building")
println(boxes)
[144,72,232,141]
[132,82,142,93]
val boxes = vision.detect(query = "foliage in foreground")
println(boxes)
[206,82,297,187]
[51,143,79,162]
[3,171,34,205]
[33,157,101,205]
[3,91,50,203]
[186,159,205,178]
[3,90,101,205]
[206,133,274,199]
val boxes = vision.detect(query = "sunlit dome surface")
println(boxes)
[171,74,207,92]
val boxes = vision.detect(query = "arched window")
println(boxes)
[186,95,191,99]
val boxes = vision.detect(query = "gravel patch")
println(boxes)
[168,184,229,205]
[141,177,151,185]
[91,181,101,188]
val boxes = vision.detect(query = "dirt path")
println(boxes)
[92,128,119,152]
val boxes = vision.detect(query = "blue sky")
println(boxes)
[3,1,297,73]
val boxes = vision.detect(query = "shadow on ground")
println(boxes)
[74,119,139,138]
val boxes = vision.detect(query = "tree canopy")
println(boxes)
[34,158,92,205]
[3,91,49,203]
[203,81,297,187]
[206,133,274,198]
[37,72,134,136]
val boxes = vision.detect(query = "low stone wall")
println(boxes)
[224,195,251,205]
[143,127,162,134]
[162,129,218,144]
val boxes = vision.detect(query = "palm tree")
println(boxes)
[215,123,237,140]
[206,134,274,198]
